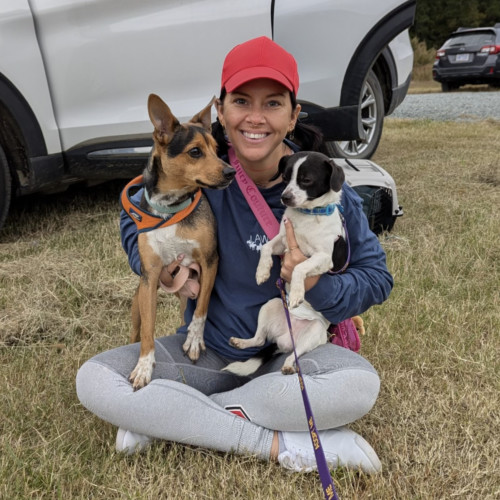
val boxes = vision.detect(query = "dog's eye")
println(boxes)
[301,177,312,185]
[188,147,202,158]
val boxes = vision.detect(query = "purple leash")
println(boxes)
[276,277,340,500]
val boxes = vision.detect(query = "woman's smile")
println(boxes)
[217,78,300,181]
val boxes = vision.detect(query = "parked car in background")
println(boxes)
[0,0,415,231]
[433,24,500,91]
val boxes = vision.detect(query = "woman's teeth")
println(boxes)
[243,131,267,139]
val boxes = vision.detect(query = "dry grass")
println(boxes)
[1,118,499,499]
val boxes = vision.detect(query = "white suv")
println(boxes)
[0,0,415,230]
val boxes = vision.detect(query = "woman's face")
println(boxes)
[216,78,300,170]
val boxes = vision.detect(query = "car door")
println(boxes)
[30,0,272,151]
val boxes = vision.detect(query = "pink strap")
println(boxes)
[228,147,280,239]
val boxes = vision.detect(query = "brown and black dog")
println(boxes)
[121,94,235,390]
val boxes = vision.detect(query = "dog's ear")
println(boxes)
[190,97,216,132]
[270,155,290,182]
[148,94,180,144]
[328,158,345,192]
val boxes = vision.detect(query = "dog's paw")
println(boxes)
[281,365,296,375]
[229,336,244,349]
[255,266,271,285]
[129,353,155,391]
[288,289,305,309]
[182,335,206,362]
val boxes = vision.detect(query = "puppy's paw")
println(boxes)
[129,353,155,391]
[255,266,271,285]
[281,365,296,375]
[288,289,305,309]
[229,336,244,349]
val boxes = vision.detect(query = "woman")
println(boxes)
[76,36,392,474]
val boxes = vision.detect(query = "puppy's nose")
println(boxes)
[281,192,293,206]
[223,166,236,180]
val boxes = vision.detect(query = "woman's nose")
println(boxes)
[245,106,265,124]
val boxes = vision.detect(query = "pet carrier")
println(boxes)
[336,158,403,235]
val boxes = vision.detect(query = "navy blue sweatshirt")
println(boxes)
[120,160,393,361]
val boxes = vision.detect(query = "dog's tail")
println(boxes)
[222,344,278,376]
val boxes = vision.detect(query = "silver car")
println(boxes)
[0,0,415,230]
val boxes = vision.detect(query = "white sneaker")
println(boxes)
[278,426,382,474]
[115,428,153,455]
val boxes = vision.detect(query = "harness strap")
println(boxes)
[120,175,202,233]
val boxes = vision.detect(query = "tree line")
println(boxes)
[411,0,500,49]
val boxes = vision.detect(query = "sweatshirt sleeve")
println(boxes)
[304,184,393,324]
[120,189,142,276]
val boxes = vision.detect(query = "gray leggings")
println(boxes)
[76,334,380,460]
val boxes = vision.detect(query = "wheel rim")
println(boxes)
[335,79,378,157]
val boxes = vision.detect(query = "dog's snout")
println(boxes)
[223,165,236,180]
[281,192,294,206]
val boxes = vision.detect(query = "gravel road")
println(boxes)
[389,91,500,121]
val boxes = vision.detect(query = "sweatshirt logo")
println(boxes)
[246,233,269,252]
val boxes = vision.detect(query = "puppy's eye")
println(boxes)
[301,177,312,185]
[188,147,202,158]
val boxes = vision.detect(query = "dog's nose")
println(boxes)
[281,192,293,206]
[223,166,236,180]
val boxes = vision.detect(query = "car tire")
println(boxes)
[325,70,384,159]
[0,144,12,232]
[441,82,460,92]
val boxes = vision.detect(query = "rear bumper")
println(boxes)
[433,61,500,83]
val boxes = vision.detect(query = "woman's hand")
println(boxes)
[280,218,320,291]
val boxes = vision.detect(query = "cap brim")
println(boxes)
[224,67,294,93]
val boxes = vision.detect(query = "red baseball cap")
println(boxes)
[221,36,299,95]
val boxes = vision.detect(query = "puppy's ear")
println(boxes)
[270,155,290,181]
[190,97,216,131]
[148,94,180,144]
[328,158,345,192]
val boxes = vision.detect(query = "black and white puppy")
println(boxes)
[226,151,347,375]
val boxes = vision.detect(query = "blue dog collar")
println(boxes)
[295,203,342,216]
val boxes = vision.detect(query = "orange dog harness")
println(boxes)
[120,175,202,233]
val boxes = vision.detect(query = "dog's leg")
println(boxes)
[182,259,217,362]
[228,298,280,350]
[288,252,332,308]
[256,234,286,285]
[129,253,163,390]
[281,319,327,374]
[130,284,141,343]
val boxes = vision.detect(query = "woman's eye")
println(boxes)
[188,147,202,158]
[234,98,247,105]
[267,100,281,107]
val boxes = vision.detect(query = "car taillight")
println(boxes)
[480,45,500,54]
[436,49,446,59]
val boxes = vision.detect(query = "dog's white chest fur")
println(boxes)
[282,208,342,259]
[145,225,200,266]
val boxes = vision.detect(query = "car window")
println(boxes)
[443,32,495,48]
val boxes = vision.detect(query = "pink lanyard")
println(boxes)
[228,147,280,239]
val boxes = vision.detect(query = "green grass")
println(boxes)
[1,118,499,499]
